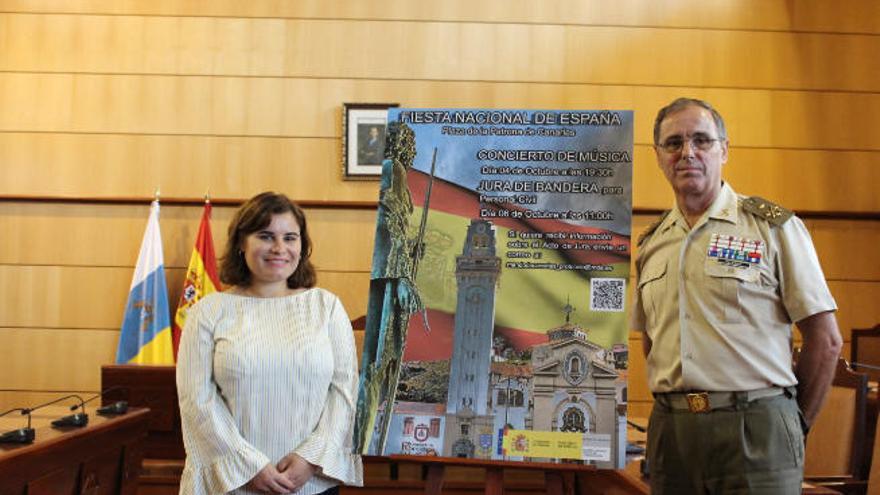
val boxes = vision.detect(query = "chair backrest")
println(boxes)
[351,315,367,370]
[852,325,880,383]
[868,413,880,495]
[804,357,869,479]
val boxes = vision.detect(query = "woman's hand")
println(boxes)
[276,453,317,492]
[247,463,297,494]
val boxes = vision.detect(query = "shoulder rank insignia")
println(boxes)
[741,196,793,226]
[637,210,671,247]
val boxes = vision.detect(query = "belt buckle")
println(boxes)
[686,392,711,413]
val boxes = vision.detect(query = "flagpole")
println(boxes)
[171,193,221,361]
[115,192,174,365]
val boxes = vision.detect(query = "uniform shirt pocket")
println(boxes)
[638,261,667,329]
[704,261,760,323]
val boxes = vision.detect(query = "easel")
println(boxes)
[389,455,596,495]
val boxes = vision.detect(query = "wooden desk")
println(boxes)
[102,365,183,459]
[107,367,839,495]
[0,406,150,495]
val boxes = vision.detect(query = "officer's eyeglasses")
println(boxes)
[657,135,720,153]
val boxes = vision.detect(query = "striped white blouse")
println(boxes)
[176,288,363,494]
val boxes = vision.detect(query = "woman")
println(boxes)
[177,192,362,494]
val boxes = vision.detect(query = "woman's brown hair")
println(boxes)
[219,192,316,289]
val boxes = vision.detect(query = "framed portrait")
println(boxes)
[343,103,398,179]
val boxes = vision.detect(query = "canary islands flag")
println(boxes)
[172,201,220,361]
[116,200,174,364]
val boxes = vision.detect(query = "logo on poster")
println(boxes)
[414,424,429,442]
[512,434,529,453]
[479,434,492,449]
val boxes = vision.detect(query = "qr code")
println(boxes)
[590,278,625,312]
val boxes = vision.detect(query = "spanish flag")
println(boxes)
[115,200,174,365]
[172,201,220,361]
[403,171,631,362]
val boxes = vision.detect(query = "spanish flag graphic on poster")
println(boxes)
[172,201,220,361]
[115,200,174,365]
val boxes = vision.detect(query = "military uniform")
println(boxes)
[632,182,836,494]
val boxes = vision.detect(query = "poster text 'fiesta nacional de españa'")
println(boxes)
[354,108,632,468]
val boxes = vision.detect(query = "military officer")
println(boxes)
[632,97,843,494]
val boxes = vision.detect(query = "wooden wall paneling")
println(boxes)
[626,311,865,408]
[630,213,660,244]
[631,218,880,285]
[353,329,364,368]
[1,133,877,212]
[2,1,879,35]
[626,334,650,404]
[2,0,877,445]
[0,208,637,282]
[0,328,363,404]
[1,14,878,92]
[0,220,696,324]
[827,281,880,343]
[0,265,371,330]
[0,330,370,411]
[318,270,371,322]
[620,278,878,346]
[307,208,378,273]
[627,401,653,421]
[0,327,116,391]
[718,148,880,215]
[0,390,99,412]
[0,203,378,272]
[842,342,852,364]
[628,214,657,279]
[0,134,380,202]
[0,265,133,329]
[0,203,196,269]
[805,219,880,281]
[632,218,880,283]
[0,269,370,392]
[3,73,879,151]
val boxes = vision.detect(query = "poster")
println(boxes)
[355,108,632,468]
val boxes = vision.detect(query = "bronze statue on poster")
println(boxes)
[353,122,436,454]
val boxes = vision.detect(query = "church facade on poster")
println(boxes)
[382,219,628,468]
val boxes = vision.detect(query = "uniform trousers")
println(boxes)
[647,388,804,494]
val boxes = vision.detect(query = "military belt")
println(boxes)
[653,387,787,413]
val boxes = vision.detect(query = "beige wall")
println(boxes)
[1,1,878,417]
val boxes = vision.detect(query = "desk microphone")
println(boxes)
[74,386,129,416]
[0,407,35,444]
[626,420,647,433]
[851,361,880,371]
[23,394,89,428]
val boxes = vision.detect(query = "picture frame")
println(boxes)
[342,103,399,179]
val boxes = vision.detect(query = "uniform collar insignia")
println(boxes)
[707,183,738,224]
